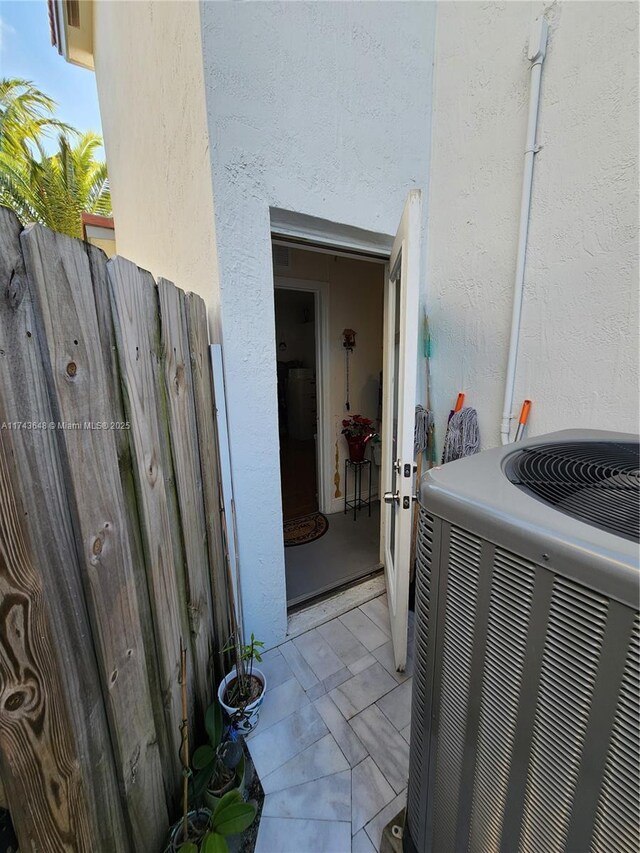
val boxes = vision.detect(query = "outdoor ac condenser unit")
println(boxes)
[406,430,639,853]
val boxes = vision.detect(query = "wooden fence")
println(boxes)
[0,207,232,852]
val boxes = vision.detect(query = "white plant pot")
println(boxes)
[218,666,266,734]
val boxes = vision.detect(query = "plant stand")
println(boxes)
[344,458,372,520]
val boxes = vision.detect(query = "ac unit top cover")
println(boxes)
[420,429,639,608]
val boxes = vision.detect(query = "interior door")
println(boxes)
[380,190,421,670]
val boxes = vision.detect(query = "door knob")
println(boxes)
[383,491,400,505]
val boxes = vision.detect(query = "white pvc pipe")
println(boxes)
[500,19,549,445]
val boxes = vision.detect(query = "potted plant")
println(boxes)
[191,700,246,809]
[169,791,257,853]
[218,633,266,734]
[167,642,257,853]
[341,414,376,463]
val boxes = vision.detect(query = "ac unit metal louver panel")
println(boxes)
[468,551,535,853]
[519,578,608,853]
[407,509,435,850]
[432,527,482,852]
[591,617,640,853]
[407,431,639,853]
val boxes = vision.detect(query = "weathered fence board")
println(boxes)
[158,278,216,719]
[0,209,129,850]
[21,225,168,848]
[107,256,193,795]
[87,243,176,802]
[185,293,232,678]
[0,210,231,850]
[0,413,93,851]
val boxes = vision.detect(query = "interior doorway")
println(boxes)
[275,287,319,521]
[272,241,386,608]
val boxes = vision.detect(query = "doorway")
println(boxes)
[273,241,386,607]
[275,287,318,521]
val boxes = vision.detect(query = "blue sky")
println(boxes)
[1,0,103,148]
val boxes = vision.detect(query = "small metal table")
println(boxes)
[344,458,372,520]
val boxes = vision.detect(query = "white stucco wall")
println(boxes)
[427,1,639,456]
[92,0,220,321]
[199,1,436,646]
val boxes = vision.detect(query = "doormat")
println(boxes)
[284,512,329,547]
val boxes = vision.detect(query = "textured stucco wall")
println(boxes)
[92,1,220,321]
[200,2,436,646]
[427,1,639,456]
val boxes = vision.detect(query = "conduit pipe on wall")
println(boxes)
[500,17,549,445]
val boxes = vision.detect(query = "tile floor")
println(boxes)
[248,593,414,853]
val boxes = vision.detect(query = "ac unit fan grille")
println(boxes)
[505,441,639,541]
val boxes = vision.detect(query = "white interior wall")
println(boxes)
[200,2,436,647]
[426,1,639,457]
[275,249,385,514]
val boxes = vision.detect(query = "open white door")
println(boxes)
[380,190,421,670]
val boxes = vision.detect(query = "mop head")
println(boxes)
[442,407,480,463]
[414,405,433,454]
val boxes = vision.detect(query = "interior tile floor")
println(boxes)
[285,503,382,606]
[248,593,414,853]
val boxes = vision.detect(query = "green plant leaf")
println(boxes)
[201,832,228,853]
[212,801,257,836]
[193,745,216,770]
[215,789,243,810]
[205,700,223,748]
[177,843,199,853]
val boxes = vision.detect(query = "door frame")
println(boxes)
[274,277,331,514]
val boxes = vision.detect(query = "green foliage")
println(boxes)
[200,834,227,853]
[222,633,264,706]
[177,791,257,853]
[0,78,111,238]
[211,790,256,835]
[205,696,224,747]
[191,699,242,804]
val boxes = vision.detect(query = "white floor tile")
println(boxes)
[400,722,411,744]
[248,677,309,738]
[329,661,397,720]
[372,641,412,683]
[260,732,349,794]
[359,596,391,638]
[255,817,351,853]
[363,789,406,852]
[259,649,295,690]
[262,770,351,822]
[349,704,410,794]
[340,608,388,651]
[313,693,368,768]
[248,702,327,779]
[317,617,369,666]
[376,679,413,732]
[323,667,352,692]
[351,757,396,835]
[293,628,346,681]
[348,653,376,676]
[352,828,377,853]
[280,639,320,691]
